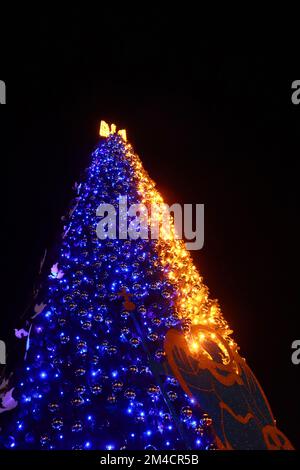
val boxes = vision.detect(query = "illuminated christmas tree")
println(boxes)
[0,122,293,450]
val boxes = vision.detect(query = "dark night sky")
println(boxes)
[0,9,299,448]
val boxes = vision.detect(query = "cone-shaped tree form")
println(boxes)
[0,124,293,450]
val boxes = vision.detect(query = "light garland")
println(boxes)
[123,141,237,358]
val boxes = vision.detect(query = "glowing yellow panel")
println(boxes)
[118,129,127,142]
[99,120,110,137]
[99,121,127,141]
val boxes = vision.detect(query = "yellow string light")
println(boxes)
[123,140,238,356]
[100,125,238,356]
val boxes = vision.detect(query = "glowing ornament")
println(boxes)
[51,417,64,430]
[148,333,159,342]
[74,368,86,376]
[128,365,138,374]
[180,406,193,421]
[72,421,83,432]
[135,414,145,423]
[91,385,102,395]
[75,385,86,394]
[124,388,136,400]
[40,435,50,446]
[48,403,59,413]
[81,320,92,330]
[167,391,178,401]
[195,424,204,436]
[112,381,123,392]
[130,337,140,347]
[155,349,166,360]
[71,397,84,407]
[201,414,212,427]
[59,334,70,344]
[107,394,117,404]
[107,345,118,355]
[94,313,103,322]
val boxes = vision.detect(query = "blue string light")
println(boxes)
[0,134,214,450]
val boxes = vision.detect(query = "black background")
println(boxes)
[0,8,299,448]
